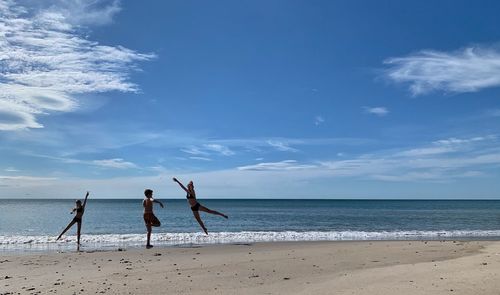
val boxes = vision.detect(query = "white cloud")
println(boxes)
[203,144,235,156]
[267,140,299,152]
[433,135,495,145]
[91,158,137,169]
[398,135,496,157]
[180,147,210,156]
[189,156,212,161]
[1,135,499,197]
[397,146,456,157]
[235,135,500,181]
[4,167,19,172]
[385,46,500,95]
[238,160,316,171]
[43,0,121,26]
[181,144,235,157]
[363,107,389,117]
[0,0,154,130]
[157,136,375,159]
[318,135,500,180]
[371,171,450,182]
[314,115,325,126]
[26,153,139,170]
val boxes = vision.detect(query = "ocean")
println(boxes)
[1,199,500,252]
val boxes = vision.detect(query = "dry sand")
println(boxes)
[1,240,500,294]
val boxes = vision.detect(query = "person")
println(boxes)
[143,189,164,249]
[56,191,90,251]
[172,178,228,235]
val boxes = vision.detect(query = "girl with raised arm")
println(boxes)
[173,178,228,235]
[56,191,89,251]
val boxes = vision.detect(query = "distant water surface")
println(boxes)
[1,199,500,251]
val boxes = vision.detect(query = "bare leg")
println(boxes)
[192,211,208,235]
[56,219,76,240]
[199,205,228,219]
[146,223,153,248]
[77,221,81,251]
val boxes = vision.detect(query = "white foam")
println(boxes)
[1,230,500,251]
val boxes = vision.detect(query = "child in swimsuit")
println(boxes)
[143,189,164,249]
[173,178,228,235]
[56,191,89,251]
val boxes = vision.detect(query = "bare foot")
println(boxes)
[203,228,208,235]
[223,214,228,219]
[146,244,154,249]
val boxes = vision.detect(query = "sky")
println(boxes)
[1,0,500,199]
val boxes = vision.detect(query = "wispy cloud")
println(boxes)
[25,153,139,170]
[323,135,500,181]
[180,147,210,156]
[433,136,493,145]
[181,144,234,157]
[36,0,122,26]
[4,167,19,172]
[384,46,500,95]
[398,135,496,157]
[91,158,137,169]
[238,160,316,171]
[0,0,154,130]
[235,135,500,182]
[1,135,499,197]
[363,107,389,117]
[314,115,325,126]
[266,140,299,152]
[397,146,455,157]
[189,156,212,161]
[203,144,235,156]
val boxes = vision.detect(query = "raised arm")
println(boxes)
[173,177,188,193]
[83,191,90,208]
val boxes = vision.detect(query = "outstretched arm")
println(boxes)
[153,199,164,208]
[173,177,188,193]
[83,191,90,208]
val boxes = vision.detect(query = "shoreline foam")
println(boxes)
[2,230,500,253]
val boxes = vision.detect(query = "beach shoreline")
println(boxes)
[1,240,499,294]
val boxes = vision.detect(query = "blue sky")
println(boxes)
[1,0,500,198]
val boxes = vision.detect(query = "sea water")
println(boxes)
[1,199,500,252]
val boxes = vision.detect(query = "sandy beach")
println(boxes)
[1,240,499,294]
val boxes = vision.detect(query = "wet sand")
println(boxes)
[1,240,500,294]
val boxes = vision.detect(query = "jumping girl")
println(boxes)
[173,178,227,235]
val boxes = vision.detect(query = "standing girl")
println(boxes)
[56,191,89,251]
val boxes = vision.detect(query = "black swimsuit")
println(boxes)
[73,207,83,222]
[187,193,200,211]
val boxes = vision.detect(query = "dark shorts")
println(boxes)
[191,202,201,212]
[143,213,161,227]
